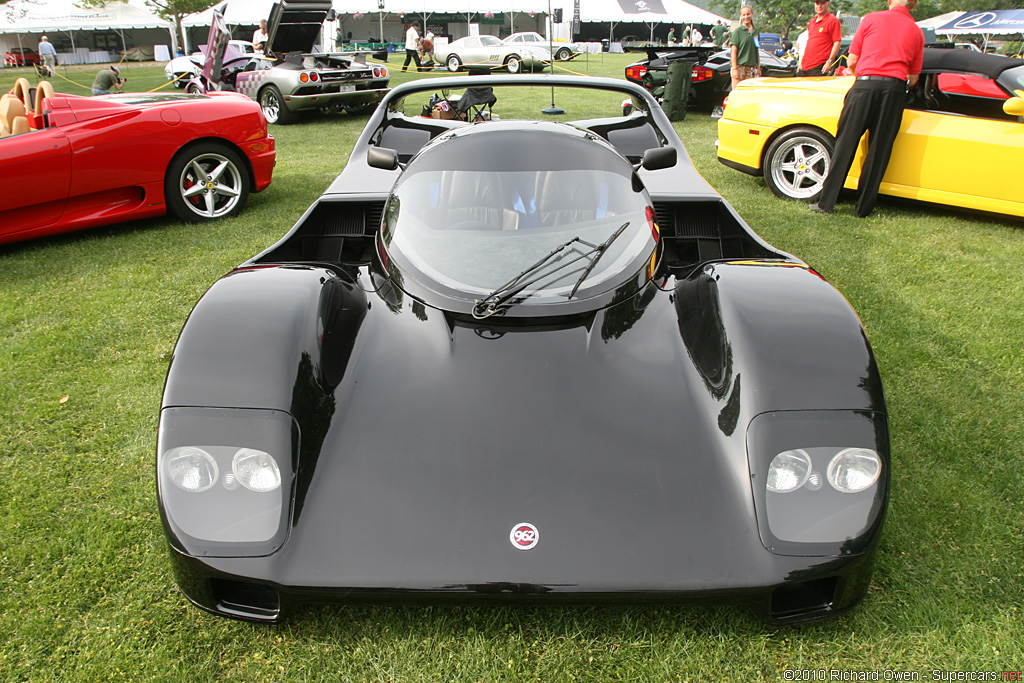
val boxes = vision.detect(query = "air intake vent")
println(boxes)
[653,203,676,237]
[364,201,385,234]
[317,201,385,236]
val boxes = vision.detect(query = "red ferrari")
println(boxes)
[3,48,40,67]
[0,78,275,246]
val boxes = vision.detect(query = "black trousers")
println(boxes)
[796,64,830,77]
[402,49,421,71]
[817,78,907,217]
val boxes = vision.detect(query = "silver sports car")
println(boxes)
[188,0,390,124]
[437,35,550,74]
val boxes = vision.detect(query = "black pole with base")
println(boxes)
[542,0,564,115]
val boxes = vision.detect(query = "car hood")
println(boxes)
[266,0,333,54]
[276,277,765,588]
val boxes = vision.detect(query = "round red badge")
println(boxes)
[510,522,539,550]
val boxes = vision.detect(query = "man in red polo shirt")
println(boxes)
[797,0,842,76]
[810,0,923,218]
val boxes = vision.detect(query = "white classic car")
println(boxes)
[437,35,551,74]
[502,32,581,62]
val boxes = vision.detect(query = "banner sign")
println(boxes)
[937,9,1024,33]
[616,0,668,15]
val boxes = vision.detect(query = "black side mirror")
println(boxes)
[640,146,677,171]
[367,147,400,170]
[326,9,337,21]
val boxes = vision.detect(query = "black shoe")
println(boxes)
[809,203,831,214]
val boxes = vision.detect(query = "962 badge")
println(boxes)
[510,523,539,550]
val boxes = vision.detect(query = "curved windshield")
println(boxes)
[381,126,655,306]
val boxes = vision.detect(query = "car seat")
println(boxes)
[0,93,30,137]
[29,80,55,130]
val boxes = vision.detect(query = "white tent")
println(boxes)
[572,0,725,25]
[916,10,966,31]
[0,0,176,62]
[552,0,728,44]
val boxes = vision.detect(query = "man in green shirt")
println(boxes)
[711,20,728,48]
[91,65,124,96]
[729,6,761,92]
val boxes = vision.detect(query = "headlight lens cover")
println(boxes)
[157,407,296,557]
[747,411,889,556]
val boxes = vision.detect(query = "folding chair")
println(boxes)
[455,86,497,121]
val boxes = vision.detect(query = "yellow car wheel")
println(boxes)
[762,127,835,202]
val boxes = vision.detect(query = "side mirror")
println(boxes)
[367,147,400,170]
[640,146,677,171]
[326,9,337,21]
[1003,96,1024,117]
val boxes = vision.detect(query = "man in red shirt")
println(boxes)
[810,0,923,218]
[797,0,842,76]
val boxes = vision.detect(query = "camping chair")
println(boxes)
[455,86,496,121]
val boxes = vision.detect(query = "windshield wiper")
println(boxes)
[471,222,631,319]
[568,221,631,299]
[472,236,594,319]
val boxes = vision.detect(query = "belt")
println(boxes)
[856,75,904,82]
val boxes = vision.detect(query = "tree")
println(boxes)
[77,0,219,51]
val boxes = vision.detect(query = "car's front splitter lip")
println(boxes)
[167,543,879,625]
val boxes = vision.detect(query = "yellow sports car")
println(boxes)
[717,48,1024,218]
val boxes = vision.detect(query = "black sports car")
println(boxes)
[157,75,889,625]
[625,47,797,108]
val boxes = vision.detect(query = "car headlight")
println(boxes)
[233,448,282,492]
[748,411,889,556]
[766,449,811,493]
[157,407,295,556]
[165,446,219,492]
[827,448,881,493]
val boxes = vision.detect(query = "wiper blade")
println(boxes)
[568,221,631,299]
[470,221,632,319]
[472,236,596,319]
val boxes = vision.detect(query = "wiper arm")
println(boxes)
[568,222,631,299]
[471,221,632,319]
[472,236,596,319]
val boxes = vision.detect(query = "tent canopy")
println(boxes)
[185,0,552,25]
[0,0,173,33]
[933,9,1024,35]
[571,0,726,25]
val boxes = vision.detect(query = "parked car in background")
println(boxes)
[157,74,891,626]
[186,0,390,123]
[620,35,656,51]
[625,47,796,109]
[165,40,255,87]
[0,78,274,245]
[437,35,550,73]
[758,32,786,57]
[3,47,40,67]
[502,32,581,62]
[717,49,1024,218]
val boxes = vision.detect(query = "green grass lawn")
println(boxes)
[1,56,1023,681]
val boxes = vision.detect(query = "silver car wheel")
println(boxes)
[447,55,462,72]
[260,89,280,123]
[177,152,244,219]
[766,134,831,200]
